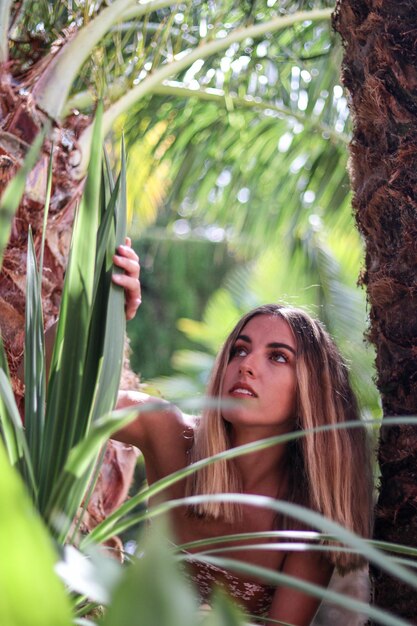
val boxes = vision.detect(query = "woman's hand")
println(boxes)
[112,237,141,321]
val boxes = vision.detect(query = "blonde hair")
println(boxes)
[186,304,373,573]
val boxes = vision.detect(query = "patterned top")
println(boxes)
[183,555,276,617]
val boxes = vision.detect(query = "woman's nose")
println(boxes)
[239,356,255,377]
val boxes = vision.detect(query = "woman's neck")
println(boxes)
[229,428,289,496]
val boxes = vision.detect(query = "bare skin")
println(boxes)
[112,237,141,321]
[34,242,332,624]
[115,314,334,625]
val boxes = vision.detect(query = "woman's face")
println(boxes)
[221,314,297,434]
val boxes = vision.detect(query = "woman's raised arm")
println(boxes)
[113,390,188,455]
[267,550,334,626]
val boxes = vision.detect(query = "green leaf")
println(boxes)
[78,8,334,170]
[0,440,72,626]
[0,339,20,464]
[33,0,179,120]
[0,130,44,269]
[76,172,121,429]
[88,137,127,423]
[0,366,37,498]
[197,555,409,626]
[202,591,245,626]
[83,418,417,602]
[101,519,199,626]
[24,228,46,485]
[84,418,377,546]
[160,493,417,593]
[45,406,138,543]
[40,104,104,515]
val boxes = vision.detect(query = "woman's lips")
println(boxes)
[229,382,257,397]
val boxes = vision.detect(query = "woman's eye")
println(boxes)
[231,346,247,358]
[271,352,288,363]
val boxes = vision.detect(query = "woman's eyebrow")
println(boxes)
[236,335,296,355]
[267,342,296,355]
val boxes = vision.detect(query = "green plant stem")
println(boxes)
[122,0,181,20]
[82,417,417,547]
[0,0,12,63]
[197,554,409,626]
[153,81,349,146]
[152,493,417,592]
[32,0,179,120]
[65,79,349,146]
[77,7,333,174]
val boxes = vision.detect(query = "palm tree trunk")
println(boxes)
[333,0,417,621]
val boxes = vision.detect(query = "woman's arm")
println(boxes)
[268,551,334,626]
[114,390,187,453]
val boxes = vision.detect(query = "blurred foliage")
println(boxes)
[2,1,396,623]
[140,222,379,417]
[103,0,380,420]
[0,441,72,626]
[128,233,237,380]
[116,4,349,254]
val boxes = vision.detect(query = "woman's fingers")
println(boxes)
[115,242,139,263]
[113,254,139,277]
[112,241,141,321]
[113,274,141,320]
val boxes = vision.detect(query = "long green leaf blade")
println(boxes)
[151,494,417,592]
[72,174,121,441]
[197,555,410,626]
[0,130,44,268]
[45,407,137,542]
[25,228,46,484]
[40,104,103,514]
[65,147,125,524]
[0,368,37,498]
[89,137,127,422]
[0,340,20,465]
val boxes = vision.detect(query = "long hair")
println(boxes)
[186,304,373,573]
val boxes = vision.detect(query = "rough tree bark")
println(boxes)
[333,0,417,621]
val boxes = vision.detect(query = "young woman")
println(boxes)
[114,247,373,626]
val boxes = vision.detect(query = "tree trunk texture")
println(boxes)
[0,55,139,546]
[0,68,87,394]
[333,0,417,622]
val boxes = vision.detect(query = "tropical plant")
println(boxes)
[0,107,246,625]
[146,225,379,418]
[2,1,416,624]
[0,107,136,542]
[1,2,361,580]
[0,0,344,380]
[1,135,417,626]
[0,0,348,547]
